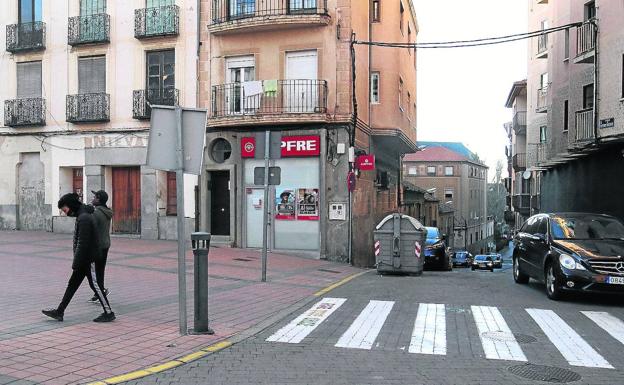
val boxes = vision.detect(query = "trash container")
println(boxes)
[374,213,427,275]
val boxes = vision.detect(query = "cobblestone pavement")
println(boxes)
[0,231,360,385]
[128,248,624,385]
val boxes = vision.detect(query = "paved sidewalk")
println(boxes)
[0,231,361,385]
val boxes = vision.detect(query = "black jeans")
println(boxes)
[95,247,109,290]
[58,262,112,314]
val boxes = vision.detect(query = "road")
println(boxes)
[129,246,624,385]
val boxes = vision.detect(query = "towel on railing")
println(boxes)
[263,79,278,97]
[242,81,263,97]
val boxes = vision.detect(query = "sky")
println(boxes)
[412,0,528,180]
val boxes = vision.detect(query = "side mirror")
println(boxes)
[533,233,547,242]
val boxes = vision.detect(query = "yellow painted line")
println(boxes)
[314,271,367,297]
[102,370,152,384]
[145,360,183,373]
[202,340,232,352]
[177,350,209,363]
[86,382,107,385]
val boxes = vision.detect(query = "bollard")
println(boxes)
[191,232,214,335]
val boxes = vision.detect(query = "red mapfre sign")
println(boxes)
[356,155,375,170]
[281,135,320,157]
[241,137,256,158]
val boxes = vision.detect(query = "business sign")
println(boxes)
[281,135,320,157]
[599,118,615,129]
[241,137,256,158]
[356,155,375,170]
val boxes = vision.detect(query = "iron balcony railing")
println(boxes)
[512,194,531,212]
[210,0,328,25]
[66,93,110,123]
[4,98,46,127]
[537,33,548,56]
[513,111,527,133]
[68,14,110,46]
[133,88,179,119]
[211,79,327,118]
[536,143,548,163]
[575,108,594,142]
[135,5,179,39]
[512,153,526,171]
[536,87,548,112]
[6,22,46,53]
[577,22,596,57]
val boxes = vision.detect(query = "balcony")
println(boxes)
[4,98,46,127]
[536,34,548,58]
[210,79,328,127]
[536,87,548,113]
[208,0,330,35]
[574,22,596,64]
[68,14,110,46]
[6,22,46,53]
[513,153,526,171]
[66,93,110,123]
[133,88,179,120]
[134,5,179,39]
[512,194,531,215]
[536,143,548,163]
[531,194,540,210]
[504,210,515,224]
[513,111,526,134]
[574,108,594,142]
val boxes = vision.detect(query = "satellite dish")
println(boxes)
[522,171,531,180]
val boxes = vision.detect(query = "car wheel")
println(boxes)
[513,255,530,284]
[545,262,563,300]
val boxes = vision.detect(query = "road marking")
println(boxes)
[314,271,367,297]
[335,300,395,349]
[409,303,446,355]
[266,297,346,343]
[472,306,527,361]
[582,311,624,345]
[527,308,613,369]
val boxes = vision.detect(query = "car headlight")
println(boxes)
[559,254,586,270]
[487,262,492,266]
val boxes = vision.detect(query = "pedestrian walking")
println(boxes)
[89,190,113,303]
[42,193,115,322]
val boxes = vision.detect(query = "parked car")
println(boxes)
[452,251,472,267]
[513,212,624,300]
[424,227,452,271]
[489,253,503,268]
[472,255,494,272]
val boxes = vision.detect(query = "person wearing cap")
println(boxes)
[42,192,115,322]
[89,190,113,303]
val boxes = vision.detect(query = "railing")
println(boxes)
[4,98,46,127]
[536,87,548,112]
[512,194,531,211]
[211,79,328,118]
[68,14,110,45]
[575,108,594,141]
[133,88,179,120]
[135,5,179,39]
[513,153,526,170]
[536,143,548,163]
[537,33,548,56]
[577,22,596,57]
[210,0,328,25]
[6,22,46,52]
[66,93,110,123]
[513,111,526,133]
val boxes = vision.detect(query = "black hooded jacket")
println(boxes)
[72,204,101,270]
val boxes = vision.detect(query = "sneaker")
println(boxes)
[42,308,64,322]
[93,312,116,323]
[88,288,109,303]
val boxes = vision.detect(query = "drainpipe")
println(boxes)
[592,17,599,143]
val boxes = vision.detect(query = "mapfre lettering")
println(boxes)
[280,136,320,157]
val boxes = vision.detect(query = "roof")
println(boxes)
[505,79,527,108]
[424,193,439,202]
[439,202,455,214]
[404,142,487,167]
[402,181,429,194]
[417,141,476,159]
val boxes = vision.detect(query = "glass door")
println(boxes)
[229,0,255,20]
[225,56,254,115]
[146,50,175,106]
[79,0,106,41]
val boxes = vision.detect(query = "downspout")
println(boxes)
[592,17,599,143]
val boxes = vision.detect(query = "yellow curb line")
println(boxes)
[87,339,232,385]
[313,271,368,297]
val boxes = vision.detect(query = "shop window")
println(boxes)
[210,138,232,163]
[166,171,176,215]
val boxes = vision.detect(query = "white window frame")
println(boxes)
[408,166,417,175]
[444,166,453,176]
[427,166,436,176]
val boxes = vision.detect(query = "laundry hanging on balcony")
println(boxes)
[263,80,278,97]
[242,81,263,97]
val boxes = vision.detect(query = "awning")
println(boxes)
[371,128,418,156]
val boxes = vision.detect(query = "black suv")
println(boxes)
[513,213,624,300]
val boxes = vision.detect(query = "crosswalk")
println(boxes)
[266,298,624,369]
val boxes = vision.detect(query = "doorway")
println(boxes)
[210,171,230,236]
[17,152,47,230]
[112,167,141,234]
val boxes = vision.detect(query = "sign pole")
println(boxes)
[175,106,187,335]
[261,130,270,282]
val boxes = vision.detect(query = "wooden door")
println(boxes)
[112,167,141,234]
[210,171,230,236]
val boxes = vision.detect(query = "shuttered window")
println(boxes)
[80,0,106,15]
[78,56,106,94]
[17,61,42,98]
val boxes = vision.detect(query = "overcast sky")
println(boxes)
[412,0,528,179]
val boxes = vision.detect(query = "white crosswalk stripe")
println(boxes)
[472,306,527,362]
[408,303,446,355]
[335,300,394,349]
[582,311,624,346]
[527,308,613,369]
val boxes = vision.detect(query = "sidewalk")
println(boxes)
[0,231,361,385]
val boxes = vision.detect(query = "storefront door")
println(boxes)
[112,167,141,234]
[210,171,230,236]
[245,188,264,248]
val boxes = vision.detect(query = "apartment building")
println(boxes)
[402,143,494,254]
[524,0,624,221]
[0,0,199,239]
[198,0,418,266]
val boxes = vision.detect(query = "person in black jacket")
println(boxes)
[42,193,115,322]
[88,190,113,302]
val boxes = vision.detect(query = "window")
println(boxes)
[17,61,42,98]
[19,0,42,23]
[166,171,177,215]
[585,1,596,20]
[210,138,232,163]
[400,1,404,34]
[147,50,175,105]
[622,54,624,99]
[408,24,412,51]
[564,29,570,60]
[444,189,453,200]
[78,56,106,94]
[371,72,380,104]
[427,166,436,176]
[408,166,417,175]
[563,100,569,131]
[540,126,548,143]
[398,78,403,111]
[372,0,380,22]
[540,73,549,90]
[80,0,106,15]
[73,168,83,200]
[583,83,594,109]
[407,92,411,120]
[444,166,453,176]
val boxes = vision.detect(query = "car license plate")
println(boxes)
[479,263,486,267]
[606,276,624,285]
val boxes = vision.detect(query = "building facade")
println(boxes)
[0,0,199,238]
[198,0,418,266]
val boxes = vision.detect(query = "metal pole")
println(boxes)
[175,106,187,335]
[261,130,270,282]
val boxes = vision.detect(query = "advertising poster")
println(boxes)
[297,188,320,221]
[275,188,296,220]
